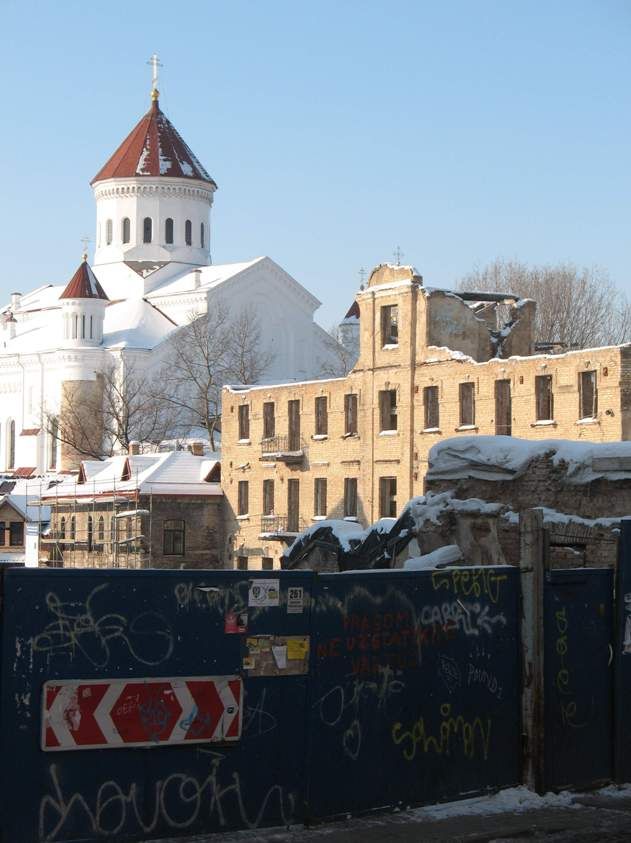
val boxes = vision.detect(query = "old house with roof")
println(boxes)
[222,262,631,571]
[0,68,340,473]
[41,447,222,569]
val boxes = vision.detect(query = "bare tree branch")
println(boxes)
[458,259,631,349]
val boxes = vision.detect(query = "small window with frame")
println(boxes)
[163,519,185,556]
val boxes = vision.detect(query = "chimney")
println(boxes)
[193,269,202,289]
[10,292,21,309]
[191,440,205,457]
[129,440,140,455]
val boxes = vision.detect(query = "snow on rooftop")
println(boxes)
[427,436,631,485]
[42,451,222,499]
[146,258,265,298]
[103,299,177,349]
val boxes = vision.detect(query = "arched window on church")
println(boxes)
[122,218,131,244]
[90,315,93,340]
[72,315,78,340]
[81,315,86,339]
[200,222,205,249]
[165,218,174,244]
[49,417,58,470]
[7,419,15,470]
[185,219,192,246]
[143,217,152,244]
[106,219,113,245]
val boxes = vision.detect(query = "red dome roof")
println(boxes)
[91,98,216,187]
[60,260,109,301]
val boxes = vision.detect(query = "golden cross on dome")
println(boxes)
[147,53,163,100]
[80,235,91,262]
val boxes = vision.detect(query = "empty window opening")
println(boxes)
[263,402,275,439]
[314,478,327,517]
[143,217,152,243]
[315,396,328,436]
[535,375,554,421]
[122,217,131,244]
[165,218,174,244]
[200,222,205,248]
[379,476,397,518]
[263,479,275,516]
[238,481,249,516]
[495,379,512,436]
[381,305,399,346]
[185,219,192,246]
[379,389,398,432]
[424,385,439,430]
[344,393,358,435]
[238,404,250,440]
[459,382,475,426]
[579,370,598,419]
[344,477,358,518]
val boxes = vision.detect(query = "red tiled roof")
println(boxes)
[91,98,216,187]
[60,260,109,301]
[344,301,360,319]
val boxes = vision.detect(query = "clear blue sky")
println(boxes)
[0,0,629,327]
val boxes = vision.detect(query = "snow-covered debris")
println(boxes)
[403,544,463,570]
[411,785,578,820]
[428,435,631,484]
[285,519,367,553]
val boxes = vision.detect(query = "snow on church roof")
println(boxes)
[103,299,177,349]
[91,97,216,187]
[59,259,109,300]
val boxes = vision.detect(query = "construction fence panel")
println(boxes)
[614,519,631,783]
[306,567,522,819]
[543,567,614,791]
[0,568,314,843]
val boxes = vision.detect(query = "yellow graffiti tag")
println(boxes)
[391,702,492,762]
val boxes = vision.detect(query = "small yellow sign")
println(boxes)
[287,638,309,661]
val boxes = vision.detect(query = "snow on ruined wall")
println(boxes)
[427,436,631,485]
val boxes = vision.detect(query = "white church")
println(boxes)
[0,70,341,475]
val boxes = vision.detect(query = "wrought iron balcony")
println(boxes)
[259,514,306,540]
[260,435,304,464]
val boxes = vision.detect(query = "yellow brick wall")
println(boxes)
[222,268,628,570]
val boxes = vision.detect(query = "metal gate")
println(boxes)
[544,568,613,791]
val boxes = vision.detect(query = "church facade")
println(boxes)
[0,81,339,474]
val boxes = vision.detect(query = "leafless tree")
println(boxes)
[458,259,631,349]
[317,324,358,378]
[157,302,274,450]
[45,360,175,461]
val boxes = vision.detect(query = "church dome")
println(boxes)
[91,96,216,188]
[60,259,109,300]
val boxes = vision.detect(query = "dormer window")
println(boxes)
[200,222,205,249]
[185,219,192,246]
[143,217,152,244]
[106,219,113,245]
[165,218,174,244]
[122,218,131,244]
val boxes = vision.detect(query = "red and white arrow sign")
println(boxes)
[41,676,242,751]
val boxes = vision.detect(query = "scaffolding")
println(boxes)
[31,468,153,569]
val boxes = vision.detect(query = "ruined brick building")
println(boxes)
[222,263,631,570]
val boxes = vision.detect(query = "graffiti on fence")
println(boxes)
[553,606,589,729]
[38,755,296,841]
[30,585,174,668]
[391,702,492,762]
[312,665,405,760]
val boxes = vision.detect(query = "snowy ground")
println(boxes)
[154,784,631,842]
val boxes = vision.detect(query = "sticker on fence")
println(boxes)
[41,675,243,751]
[243,635,310,676]
[248,579,280,607]
[287,586,305,614]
